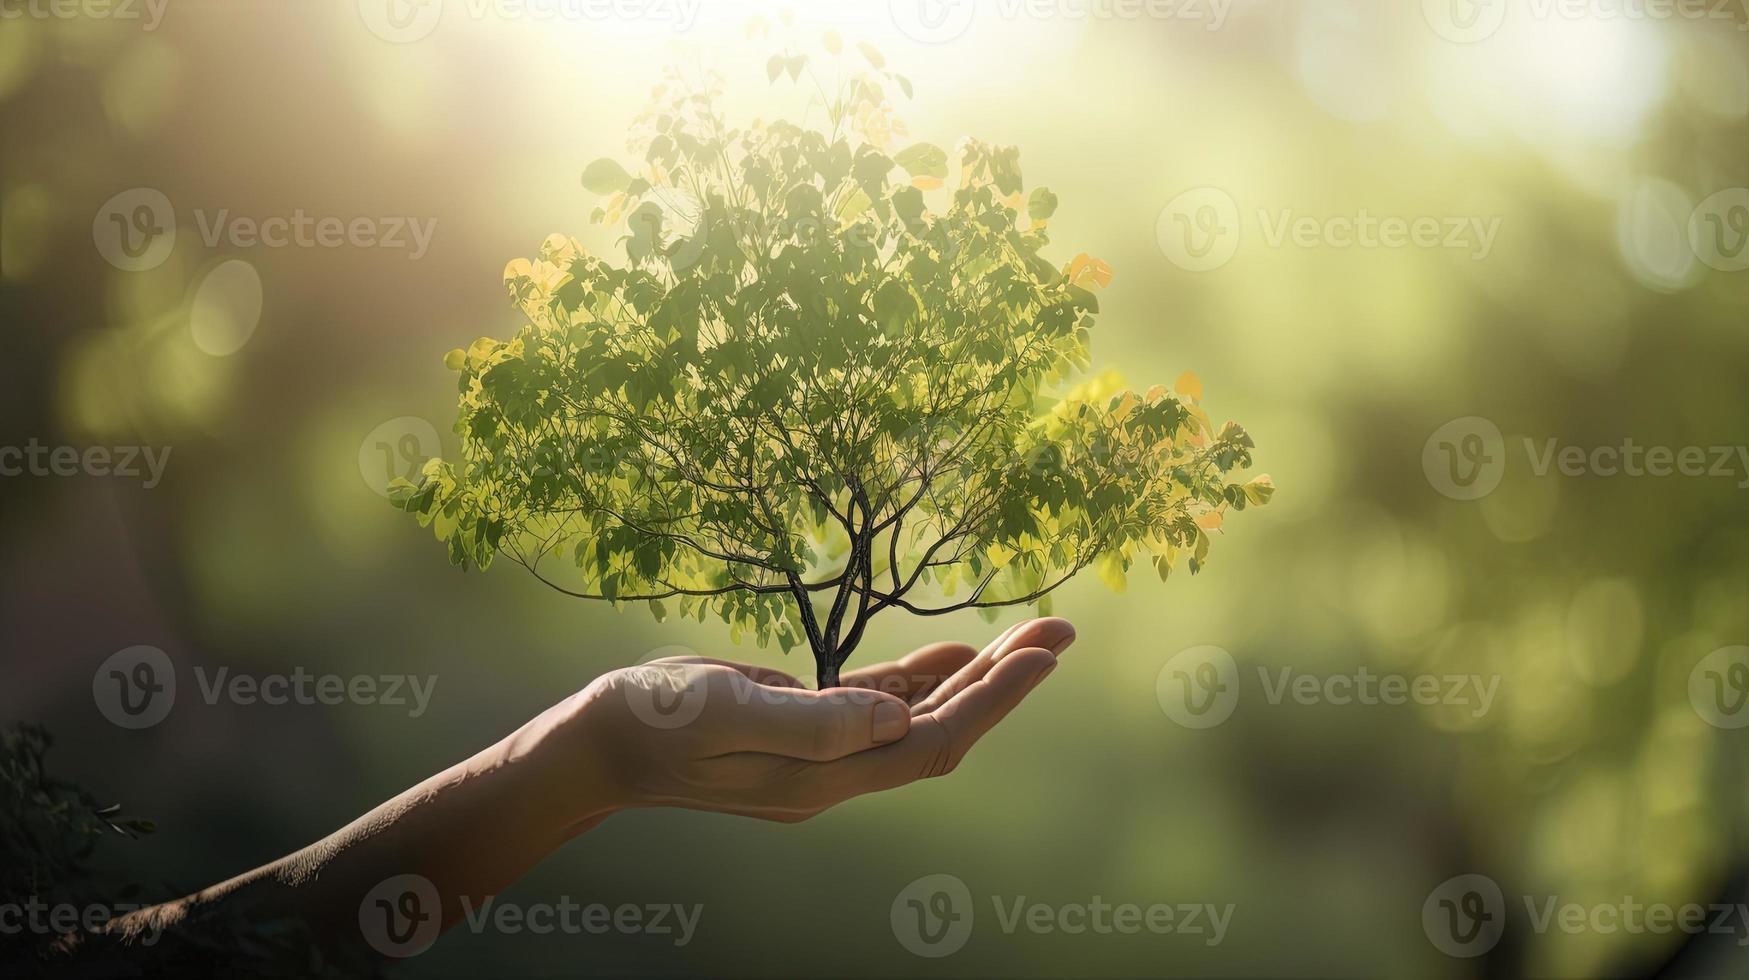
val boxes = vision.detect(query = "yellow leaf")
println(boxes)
[468,337,498,357]
[834,187,873,227]
[443,348,466,371]
[1067,253,1114,290]
[823,31,842,54]
[1095,552,1128,593]
[1110,390,1140,421]
[1175,370,1203,400]
[911,175,943,191]
[539,233,583,265]
[1195,509,1224,530]
[1242,474,1277,507]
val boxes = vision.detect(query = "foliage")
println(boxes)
[0,723,153,905]
[393,37,1272,686]
[0,724,379,978]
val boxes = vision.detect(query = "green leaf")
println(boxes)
[894,142,948,179]
[1242,474,1276,507]
[582,158,633,195]
[1028,187,1058,221]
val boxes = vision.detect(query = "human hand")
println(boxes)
[548,618,1075,823]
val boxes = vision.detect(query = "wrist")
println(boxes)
[514,686,635,832]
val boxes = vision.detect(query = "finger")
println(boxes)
[930,647,1058,753]
[823,647,1059,793]
[839,641,978,703]
[697,675,913,762]
[910,617,1075,716]
[645,656,801,689]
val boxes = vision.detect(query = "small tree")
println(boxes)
[392,37,1273,688]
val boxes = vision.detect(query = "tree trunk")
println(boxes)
[814,640,856,689]
[815,660,840,690]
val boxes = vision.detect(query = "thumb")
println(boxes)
[705,678,912,761]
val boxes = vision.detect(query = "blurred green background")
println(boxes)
[3,1,1748,976]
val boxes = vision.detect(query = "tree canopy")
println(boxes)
[391,38,1273,686]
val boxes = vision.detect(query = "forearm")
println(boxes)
[106,693,618,955]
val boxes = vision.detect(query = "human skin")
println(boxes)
[97,617,1075,960]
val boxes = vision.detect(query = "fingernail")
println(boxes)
[872,701,909,743]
